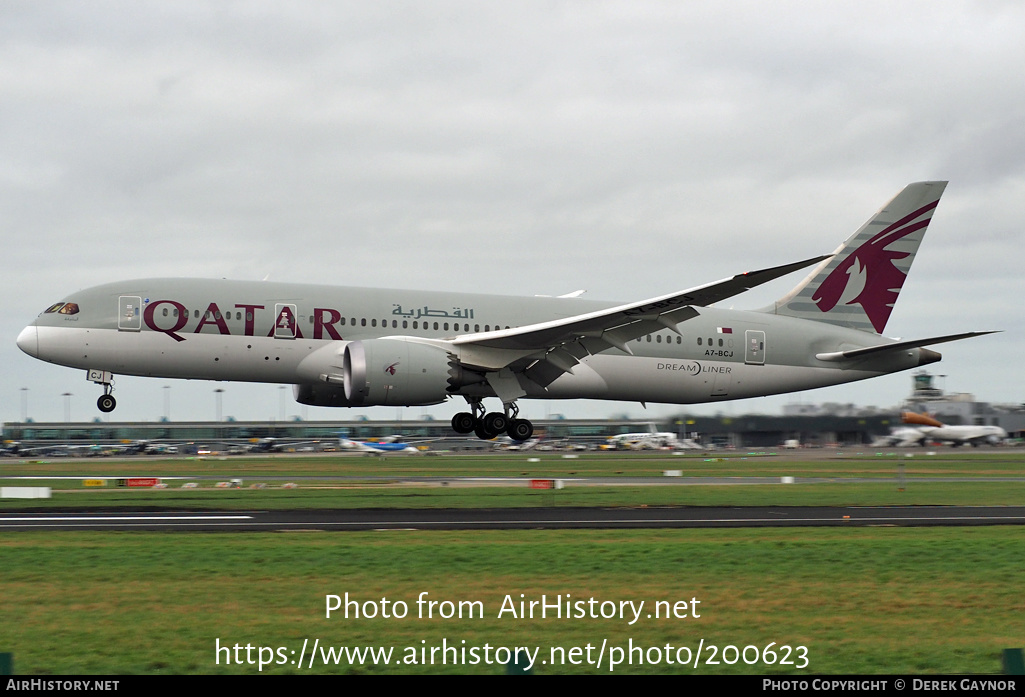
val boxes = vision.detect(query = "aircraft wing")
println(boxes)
[445,255,829,388]
[454,256,828,353]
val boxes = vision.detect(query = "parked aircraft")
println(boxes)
[17,182,994,441]
[245,437,287,453]
[491,435,541,450]
[0,439,158,457]
[1,441,24,457]
[337,434,421,454]
[606,424,700,450]
[892,412,1008,447]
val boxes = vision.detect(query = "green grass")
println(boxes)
[4,449,1025,479]
[1,528,1022,674]
[3,450,1024,510]
[2,451,1024,674]
[3,482,1025,510]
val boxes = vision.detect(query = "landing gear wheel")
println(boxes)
[451,412,476,434]
[97,394,117,413]
[474,422,492,440]
[483,412,508,437]
[507,418,533,441]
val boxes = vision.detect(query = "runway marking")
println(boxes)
[261,515,1025,526]
[0,515,252,522]
[4,513,1025,529]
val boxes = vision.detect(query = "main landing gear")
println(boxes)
[88,370,117,413]
[451,399,534,441]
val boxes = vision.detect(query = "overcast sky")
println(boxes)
[3,1,1023,426]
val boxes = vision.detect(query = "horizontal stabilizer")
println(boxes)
[815,331,999,362]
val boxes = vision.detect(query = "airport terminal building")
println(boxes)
[2,413,908,451]
[4,373,1021,451]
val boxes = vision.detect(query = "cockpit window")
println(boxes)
[44,302,80,315]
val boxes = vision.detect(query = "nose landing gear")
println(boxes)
[97,391,116,413]
[88,370,117,413]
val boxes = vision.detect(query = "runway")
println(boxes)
[3,505,1025,531]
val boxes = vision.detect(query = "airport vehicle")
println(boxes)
[876,412,1009,447]
[17,182,993,441]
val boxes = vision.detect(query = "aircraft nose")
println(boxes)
[16,325,38,358]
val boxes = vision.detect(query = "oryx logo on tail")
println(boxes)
[812,199,938,333]
[766,181,947,335]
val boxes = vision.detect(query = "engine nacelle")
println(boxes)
[293,383,356,408]
[343,339,454,406]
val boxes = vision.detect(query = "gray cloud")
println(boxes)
[3,1,1023,423]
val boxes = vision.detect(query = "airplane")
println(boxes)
[489,434,541,450]
[245,437,288,453]
[0,439,157,457]
[885,411,1009,447]
[337,434,422,454]
[872,422,961,448]
[606,424,685,450]
[17,181,996,441]
[1,441,24,457]
[607,431,704,451]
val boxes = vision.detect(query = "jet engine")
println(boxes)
[293,383,354,407]
[342,339,457,406]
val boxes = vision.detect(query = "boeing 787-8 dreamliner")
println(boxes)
[17,181,993,441]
